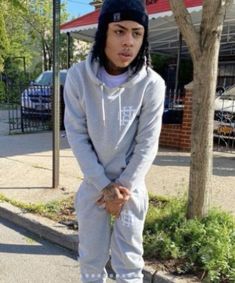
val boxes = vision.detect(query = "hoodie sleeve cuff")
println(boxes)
[116,176,132,190]
[90,174,111,192]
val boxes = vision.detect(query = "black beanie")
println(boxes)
[98,0,149,29]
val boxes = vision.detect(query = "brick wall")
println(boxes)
[159,124,181,147]
[159,83,193,151]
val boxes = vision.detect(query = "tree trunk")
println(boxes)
[187,45,220,218]
[168,0,232,219]
[44,40,52,70]
[42,40,47,71]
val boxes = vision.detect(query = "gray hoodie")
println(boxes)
[64,53,165,192]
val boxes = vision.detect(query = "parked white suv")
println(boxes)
[214,85,235,136]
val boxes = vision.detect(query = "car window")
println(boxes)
[35,72,52,85]
[34,71,66,86]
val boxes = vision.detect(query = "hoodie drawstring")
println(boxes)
[100,84,123,129]
[100,84,106,126]
[118,93,122,130]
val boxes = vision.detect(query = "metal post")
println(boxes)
[52,0,60,189]
[67,32,71,69]
[173,32,182,105]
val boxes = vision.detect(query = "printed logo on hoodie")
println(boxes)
[120,106,136,127]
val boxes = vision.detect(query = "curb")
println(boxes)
[0,202,200,283]
[0,202,78,252]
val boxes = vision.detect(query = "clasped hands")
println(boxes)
[96,182,131,218]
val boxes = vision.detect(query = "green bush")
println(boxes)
[144,196,235,282]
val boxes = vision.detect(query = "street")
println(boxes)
[0,218,114,283]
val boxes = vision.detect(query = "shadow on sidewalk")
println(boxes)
[0,132,70,157]
[154,153,235,177]
[0,217,76,258]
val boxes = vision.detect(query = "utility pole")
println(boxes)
[52,0,60,188]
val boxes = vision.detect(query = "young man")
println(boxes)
[64,0,165,282]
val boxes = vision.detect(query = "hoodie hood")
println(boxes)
[84,52,148,128]
[85,52,147,90]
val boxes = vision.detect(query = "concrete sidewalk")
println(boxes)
[0,130,234,214]
[0,111,234,282]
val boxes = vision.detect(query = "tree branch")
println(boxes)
[168,0,201,61]
[19,13,45,39]
[200,0,233,49]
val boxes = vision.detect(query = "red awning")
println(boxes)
[61,0,203,33]
[61,0,235,56]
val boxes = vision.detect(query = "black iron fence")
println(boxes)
[163,89,184,124]
[3,83,64,134]
[1,80,234,153]
[162,87,235,152]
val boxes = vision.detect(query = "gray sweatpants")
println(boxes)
[75,180,149,283]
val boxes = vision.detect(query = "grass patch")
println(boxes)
[1,192,235,282]
[0,193,76,223]
[144,195,235,282]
